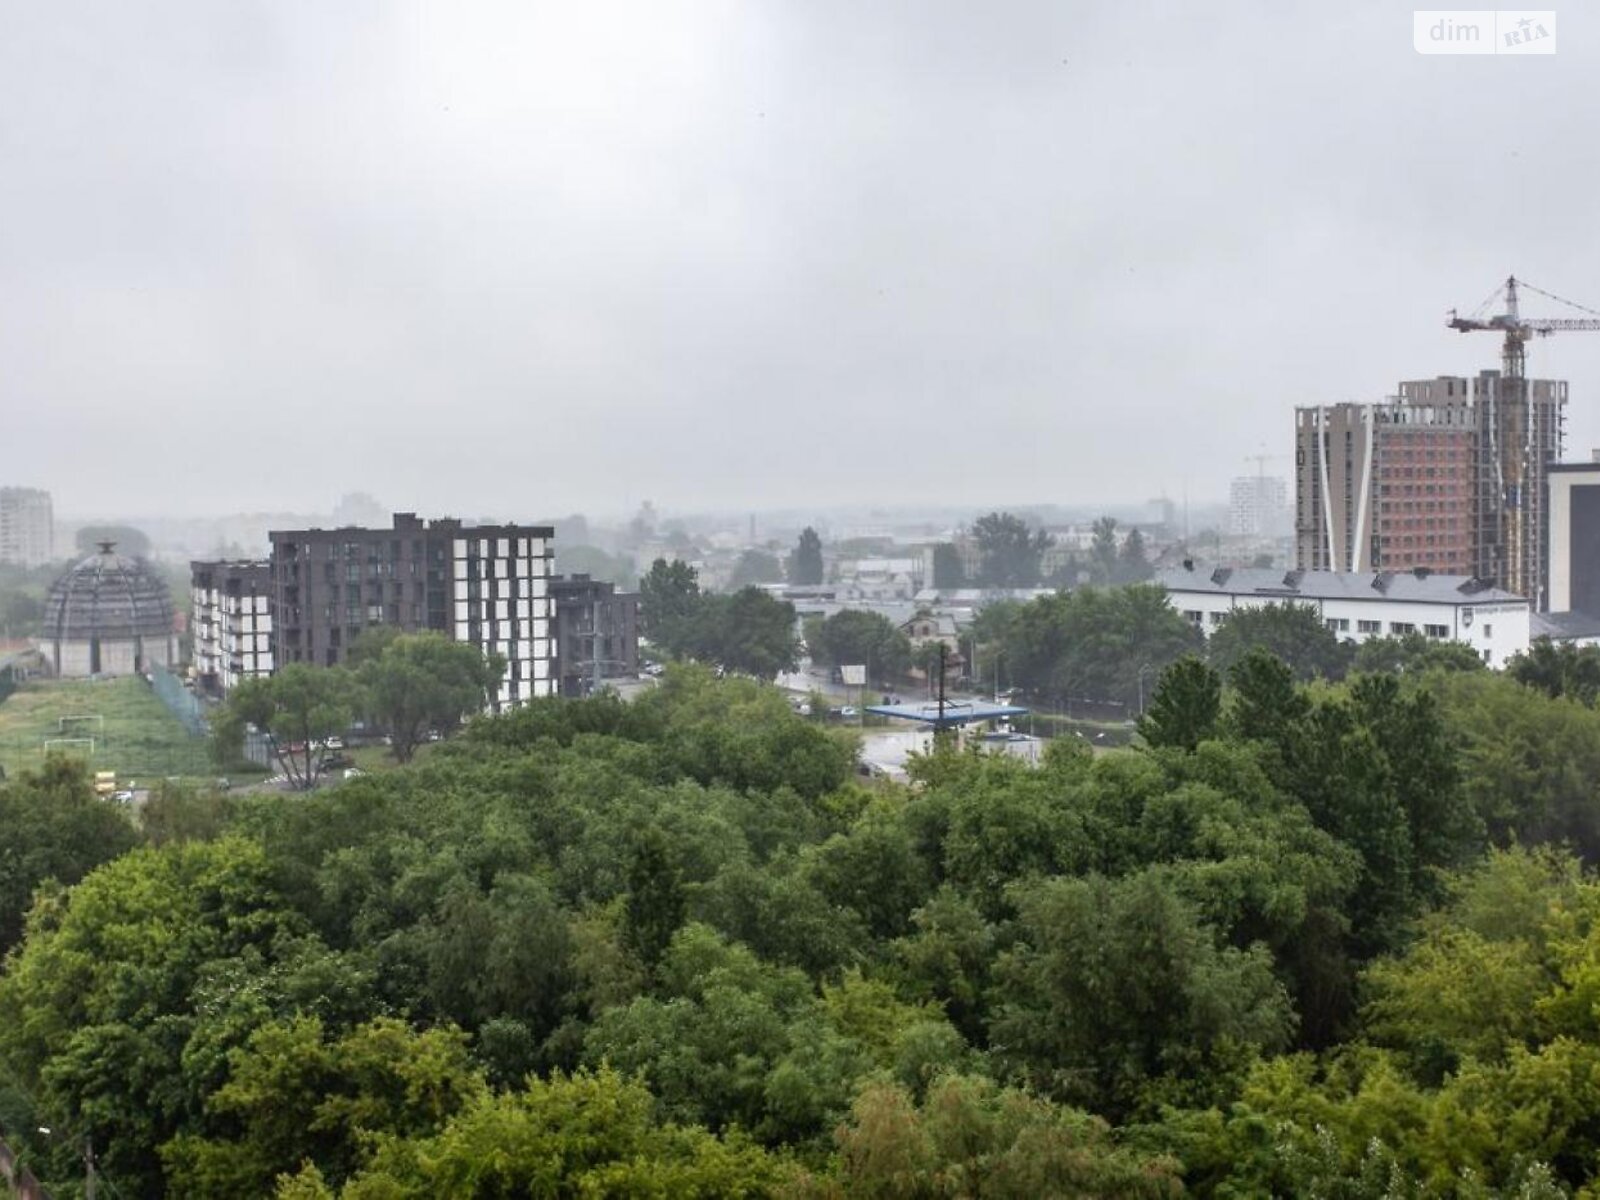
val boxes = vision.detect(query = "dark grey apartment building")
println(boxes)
[550,574,640,697]
[268,513,556,707]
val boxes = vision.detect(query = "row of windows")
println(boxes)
[1185,609,1496,642]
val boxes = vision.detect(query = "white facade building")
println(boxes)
[1227,475,1289,538]
[1158,562,1529,668]
[191,561,274,694]
[451,530,555,707]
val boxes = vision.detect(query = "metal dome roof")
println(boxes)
[45,542,174,643]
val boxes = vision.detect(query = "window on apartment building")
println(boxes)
[1325,618,1350,632]
[1483,624,1492,637]
[1184,610,1203,625]
[1357,619,1381,634]
[1424,624,1448,638]
[1390,622,1416,635]
[367,604,384,622]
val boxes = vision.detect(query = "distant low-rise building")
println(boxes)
[1158,561,1529,667]
[550,574,640,697]
[191,560,274,695]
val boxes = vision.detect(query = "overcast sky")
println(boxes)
[4,1,1598,521]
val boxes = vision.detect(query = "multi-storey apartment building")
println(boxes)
[550,574,640,697]
[267,513,555,707]
[1296,370,1565,607]
[0,487,54,567]
[1227,474,1290,539]
[191,560,274,695]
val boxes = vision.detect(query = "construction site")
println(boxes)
[1295,276,1600,611]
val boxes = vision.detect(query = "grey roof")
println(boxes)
[1532,610,1600,641]
[1157,563,1524,606]
[46,544,174,643]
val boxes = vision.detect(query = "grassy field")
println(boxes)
[0,676,212,783]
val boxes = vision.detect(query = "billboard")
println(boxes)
[840,664,867,686]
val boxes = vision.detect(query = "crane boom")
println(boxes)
[1448,275,1600,375]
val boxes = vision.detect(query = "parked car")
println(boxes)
[319,752,354,771]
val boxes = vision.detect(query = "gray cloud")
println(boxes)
[4,0,1598,518]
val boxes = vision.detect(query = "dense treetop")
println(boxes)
[8,648,1600,1195]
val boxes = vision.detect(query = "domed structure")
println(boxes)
[44,542,177,677]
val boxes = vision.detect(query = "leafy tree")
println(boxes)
[1207,601,1352,681]
[314,1066,785,1197]
[0,839,327,1195]
[638,557,701,644]
[162,1016,483,1197]
[729,548,785,589]
[992,869,1294,1117]
[358,631,504,762]
[807,609,911,685]
[622,827,686,971]
[682,588,800,680]
[1223,646,1310,747]
[931,541,966,589]
[1090,515,1120,584]
[223,664,363,789]
[1354,631,1486,676]
[789,527,824,586]
[971,511,1054,588]
[791,1075,1183,1199]
[0,756,139,954]
[1138,655,1221,751]
[344,623,403,668]
[1119,526,1154,583]
[1509,637,1600,705]
[1430,670,1600,860]
[994,584,1201,707]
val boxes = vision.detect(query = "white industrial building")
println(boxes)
[1157,562,1529,668]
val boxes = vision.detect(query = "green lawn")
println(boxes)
[0,677,212,783]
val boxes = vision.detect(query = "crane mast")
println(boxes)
[1444,275,1600,610]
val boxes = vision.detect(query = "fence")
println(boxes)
[147,664,209,739]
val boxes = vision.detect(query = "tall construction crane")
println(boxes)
[1445,276,1600,611]
[1448,275,1600,378]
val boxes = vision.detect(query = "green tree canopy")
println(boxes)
[1138,655,1222,751]
[789,527,824,586]
[358,631,504,762]
[728,548,785,589]
[1207,601,1352,681]
[932,541,966,589]
[971,512,1054,588]
[638,557,701,645]
[223,664,364,789]
[0,757,139,955]
[807,609,912,685]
